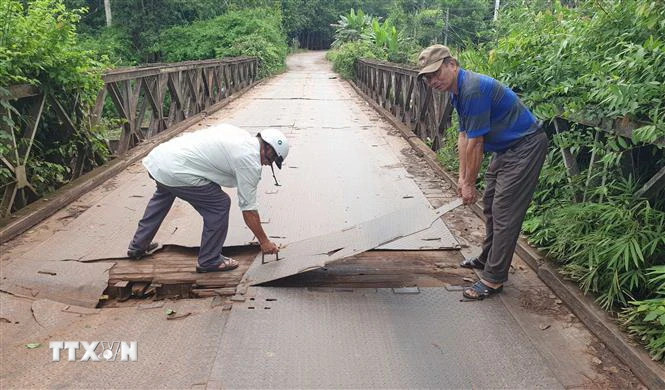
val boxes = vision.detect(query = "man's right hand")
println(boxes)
[260,240,279,254]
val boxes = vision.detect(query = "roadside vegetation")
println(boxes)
[1,0,663,361]
[0,0,108,195]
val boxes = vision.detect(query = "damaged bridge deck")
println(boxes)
[106,246,470,301]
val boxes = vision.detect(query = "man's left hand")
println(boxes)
[461,183,478,205]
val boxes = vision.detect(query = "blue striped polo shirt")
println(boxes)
[452,68,539,153]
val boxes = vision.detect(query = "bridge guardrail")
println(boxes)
[355,58,453,152]
[1,57,259,219]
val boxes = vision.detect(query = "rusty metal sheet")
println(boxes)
[244,199,461,286]
[0,260,114,308]
[0,299,228,389]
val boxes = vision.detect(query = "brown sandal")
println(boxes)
[196,256,239,273]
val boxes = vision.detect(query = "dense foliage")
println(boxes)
[327,9,421,79]
[0,0,108,197]
[65,0,228,64]
[327,0,496,79]
[155,8,288,77]
[473,1,665,142]
[388,0,493,49]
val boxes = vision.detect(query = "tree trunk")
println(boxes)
[104,0,112,27]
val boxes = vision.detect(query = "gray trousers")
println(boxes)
[128,179,230,268]
[477,131,548,284]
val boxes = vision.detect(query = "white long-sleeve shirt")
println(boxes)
[143,124,262,211]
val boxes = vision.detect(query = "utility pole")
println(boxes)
[444,8,449,46]
[104,0,112,27]
[493,0,500,21]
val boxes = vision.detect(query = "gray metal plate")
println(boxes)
[210,287,563,389]
[376,218,459,250]
[0,260,114,308]
[244,200,459,286]
[377,199,461,250]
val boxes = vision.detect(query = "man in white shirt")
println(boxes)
[126,124,289,273]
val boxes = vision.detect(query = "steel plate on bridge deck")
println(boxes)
[0,259,114,308]
[209,287,563,389]
[244,200,461,286]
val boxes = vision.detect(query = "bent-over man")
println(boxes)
[127,123,289,273]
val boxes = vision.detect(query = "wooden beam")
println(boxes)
[20,93,46,165]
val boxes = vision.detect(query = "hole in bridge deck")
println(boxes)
[103,244,470,307]
[258,249,470,290]
[102,244,259,306]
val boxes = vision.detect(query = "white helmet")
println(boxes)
[258,128,289,169]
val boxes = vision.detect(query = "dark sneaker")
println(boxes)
[127,242,159,260]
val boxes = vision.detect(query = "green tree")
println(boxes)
[1,0,108,198]
[389,0,493,48]
[156,8,287,76]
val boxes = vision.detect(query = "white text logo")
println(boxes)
[49,341,138,362]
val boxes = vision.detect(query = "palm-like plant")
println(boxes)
[362,19,401,59]
[330,9,373,49]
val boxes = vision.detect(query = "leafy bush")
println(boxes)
[155,8,287,77]
[621,295,665,362]
[484,1,665,138]
[0,0,104,91]
[363,18,405,63]
[218,34,287,78]
[327,40,385,80]
[328,9,419,79]
[0,0,109,201]
[526,197,665,309]
[330,8,373,49]
[78,27,139,66]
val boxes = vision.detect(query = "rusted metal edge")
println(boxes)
[348,79,665,389]
[358,58,418,75]
[0,80,264,244]
[103,57,258,83]
[7,84,40,99]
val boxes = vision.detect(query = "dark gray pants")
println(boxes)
[477,131,548,284]
[128,179,230,268]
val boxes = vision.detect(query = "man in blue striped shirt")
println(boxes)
[417,44,548,300]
